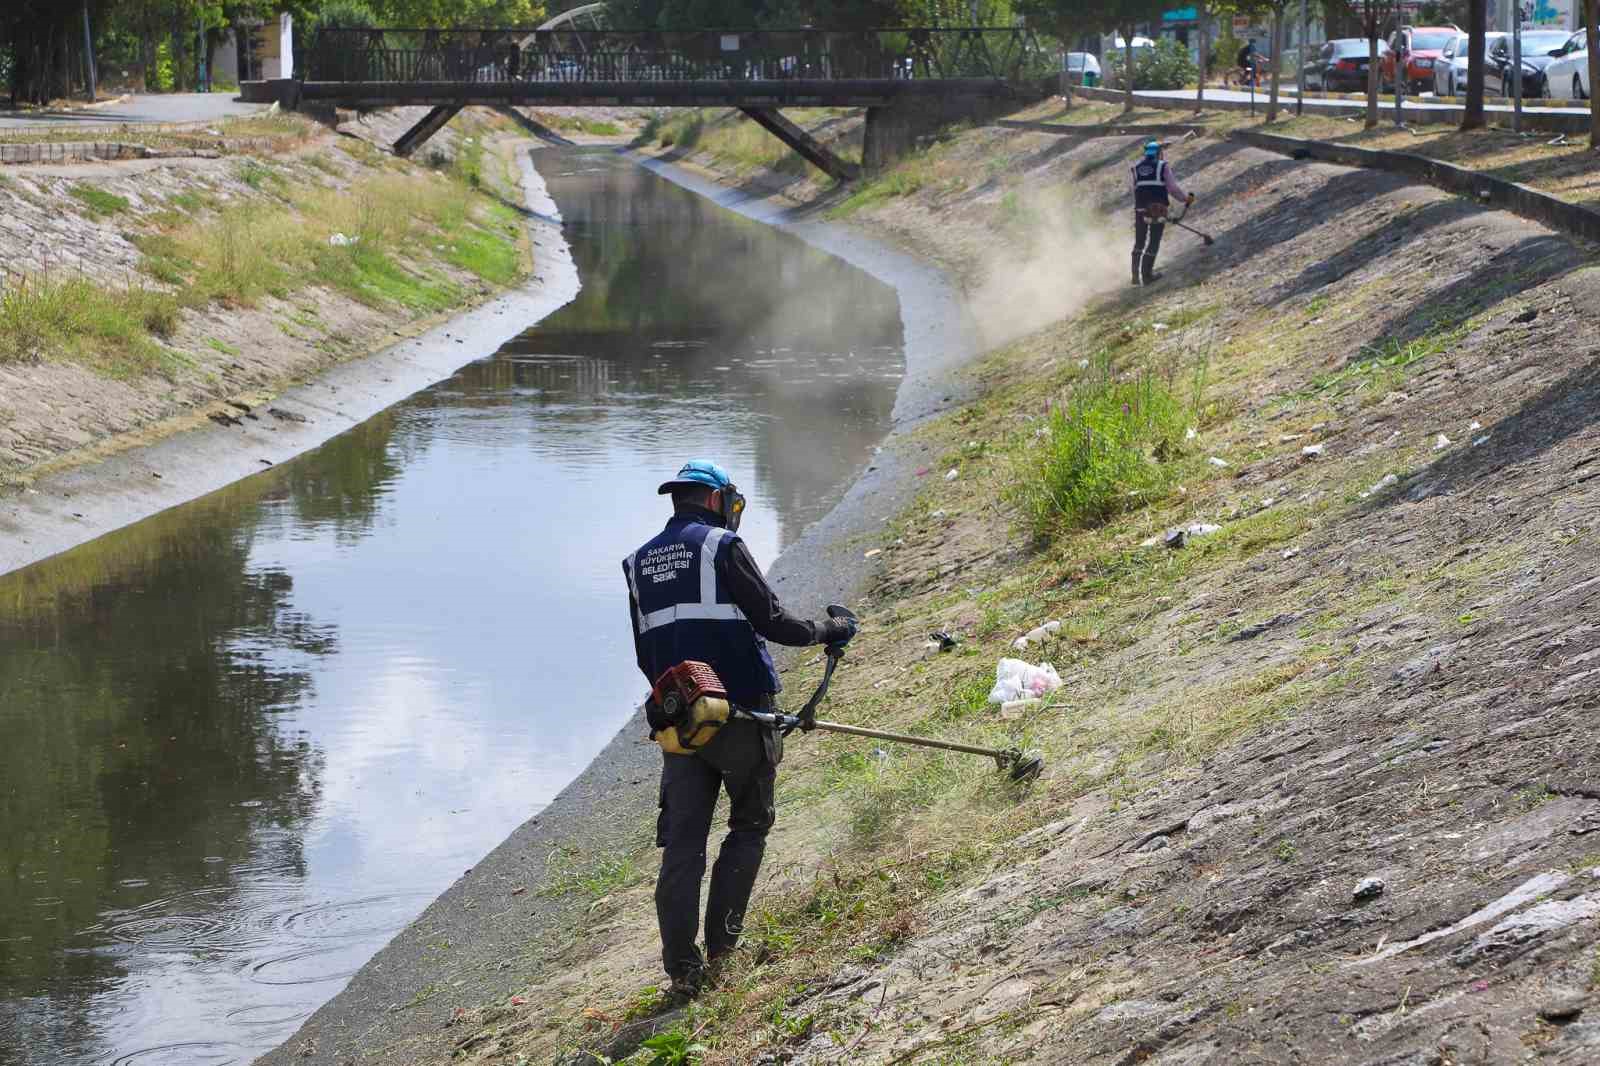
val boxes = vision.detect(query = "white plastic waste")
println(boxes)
[944,468,959,481]
[987,658,1063,704]
[1301,443,1325,458]
[328,232,360,247]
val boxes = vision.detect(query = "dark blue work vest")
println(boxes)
[1133,158,1170,211]
[623,515,780,710]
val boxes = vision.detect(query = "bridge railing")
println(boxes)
[305,27,1052,84]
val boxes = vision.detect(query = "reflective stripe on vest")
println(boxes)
[627,526,747,635]
[1134,160,1166,187]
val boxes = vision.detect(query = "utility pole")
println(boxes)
[81,0,98,103]
[1297,0,1308,115]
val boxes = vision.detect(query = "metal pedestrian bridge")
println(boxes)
[250,24,1053,177]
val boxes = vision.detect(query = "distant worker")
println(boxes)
[623,460,858,1002]
[1131,139,1194,287]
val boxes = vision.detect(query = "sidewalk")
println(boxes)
[0,93,266,132]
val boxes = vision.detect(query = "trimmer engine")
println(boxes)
[649,661,732,754]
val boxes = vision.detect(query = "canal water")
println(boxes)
[0,149,904,1065]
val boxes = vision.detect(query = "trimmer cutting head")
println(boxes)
[1005,749,1046,782]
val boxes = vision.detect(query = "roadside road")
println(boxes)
[0,92,267,131]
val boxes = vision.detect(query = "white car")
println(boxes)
[1433,31,1506,96]
[1064,51,1102,84]
[1545,30,1592,99]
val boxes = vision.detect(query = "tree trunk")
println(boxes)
[1587,0,1600,145]
[1267,6,1284,120]
[142,34,156,92]
[1366,18,1380,128]
[1463,0,1486,129]
[1123,23,1136,112]
[1196,2,1209,112]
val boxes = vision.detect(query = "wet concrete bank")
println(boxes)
[257,157,982,1066]
[0,148,581,581]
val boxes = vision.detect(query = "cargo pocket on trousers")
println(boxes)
[762,725,783,767]
[655,778,669,848]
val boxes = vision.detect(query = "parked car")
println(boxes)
[1485,29,1573,97]
[1064,51,1102,86]
[1543,31,1592,99]
[1302,37,1390,92]
[1379,25,1462,92]
[1432,32,1506,97]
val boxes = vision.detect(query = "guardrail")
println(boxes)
[304,26,1051,84]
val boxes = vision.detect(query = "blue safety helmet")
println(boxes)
[1143,139,1162,157]
[659,459,747,530]
[657,458,733,495]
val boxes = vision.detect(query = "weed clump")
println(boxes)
[68,184,129,217]
[0,273,180,374]
[1013,354,1200,534]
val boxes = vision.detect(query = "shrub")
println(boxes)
[1106,38,1198,91]
[1012,355,1198,534]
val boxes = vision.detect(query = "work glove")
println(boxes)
[820,615,858,647]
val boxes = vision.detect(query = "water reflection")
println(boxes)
[0,148,903,1064]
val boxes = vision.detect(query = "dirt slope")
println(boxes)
[756,124,1600,1066]
[324,112,1598,1066]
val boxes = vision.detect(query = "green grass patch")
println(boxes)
[68,184,129,218]
[0,273,181,377]
[1010,353,1203,535]
[539,844,639,901]
[1303,324,1468,399]
[830,160,929,216]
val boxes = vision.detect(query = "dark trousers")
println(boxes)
[1133,212,1165,282]
[654,717,778,979]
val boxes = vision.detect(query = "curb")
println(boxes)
[1075,84,1590,132]
[0,137,279,165]
[1228,128,1600,243]
[993,118,1205,137]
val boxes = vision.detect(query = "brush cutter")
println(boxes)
[1166,199,1215,247]
[739,605,1046,783]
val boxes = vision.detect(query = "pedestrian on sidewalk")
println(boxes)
[1131,139,1194,287]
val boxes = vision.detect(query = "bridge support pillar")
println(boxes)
[862,105,916,176]
[394,104,464,158]
[739,108,859,183]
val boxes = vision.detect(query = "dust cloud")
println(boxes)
[966,185,1127,351]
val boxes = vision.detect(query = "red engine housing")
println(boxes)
[651,661,728,719]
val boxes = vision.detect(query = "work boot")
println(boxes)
[1143,272,1164,286]
[664,966,704,1006]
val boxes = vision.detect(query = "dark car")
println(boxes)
[1486,29,1573,97]
[1303,37,1390,92]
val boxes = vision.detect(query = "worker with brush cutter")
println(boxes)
[1131,138,1195,287]
[623,459,857,1003]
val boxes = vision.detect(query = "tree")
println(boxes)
[1586,0,1599,146]
[1357,0,1394,128]
[1460,0,1485,128]
[1264,0,1287,120]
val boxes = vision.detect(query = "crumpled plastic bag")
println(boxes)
[987,657,1063,704]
